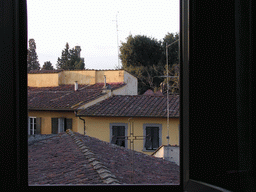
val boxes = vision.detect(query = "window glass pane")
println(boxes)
[112,126,125,147]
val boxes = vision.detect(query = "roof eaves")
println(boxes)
[28,108,76,112]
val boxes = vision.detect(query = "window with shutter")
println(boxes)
[65,118,72,131]
[143,124,162,151]
[28,117,37,135]
[145,127,159,150]
[110,123,127,148]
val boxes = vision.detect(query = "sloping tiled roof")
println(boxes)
[28,69,64,74]
[28,83,126,110]
[28,131,180,185]
[77,95,179,117]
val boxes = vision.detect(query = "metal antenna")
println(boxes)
[112,11,120,69]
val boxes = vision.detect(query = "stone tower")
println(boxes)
[75,46,81,58]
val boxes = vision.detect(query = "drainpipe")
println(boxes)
[74,110,86,135]
[79,116,86,135]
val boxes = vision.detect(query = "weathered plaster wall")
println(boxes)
[28,73,59,87]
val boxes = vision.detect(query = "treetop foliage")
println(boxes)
[56,42,85,70]
[119,33,180,95]
[27,38,40,72]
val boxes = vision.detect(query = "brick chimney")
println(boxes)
[102,75,112,96]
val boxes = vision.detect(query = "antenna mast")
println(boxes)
[113,12,120,69]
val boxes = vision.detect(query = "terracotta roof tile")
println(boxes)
[28,132,180,185]
[28,83,126,110]
[77,95,179,117]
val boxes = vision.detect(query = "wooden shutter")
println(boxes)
[65,118,72,131]
[35,117,41,134]
[145,127,152,149]
[111,126,118,144]
[51,118,58,134]
[152,127,159,149]
[28,118,30,135]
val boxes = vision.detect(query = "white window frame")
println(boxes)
[28,117,36,135]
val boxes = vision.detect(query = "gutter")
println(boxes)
[74,110,86,135]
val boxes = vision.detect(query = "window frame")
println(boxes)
[28,117,36,135]
[52,117,72,134]
[109,123,128,148]
[143,123,162,152]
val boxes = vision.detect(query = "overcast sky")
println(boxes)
[27,0,179,70]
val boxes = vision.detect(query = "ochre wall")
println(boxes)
[77,116,179,155]
[28,70,138,95]
[95,70,124,83]
[28,73,59,87]
[28,111,78,134]
[59,70,96,85]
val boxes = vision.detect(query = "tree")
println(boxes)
[162,32,179,67]
[119,35,164,94]
[42,61,54,70]
[27,39,40,72]
[56,43,85,70]
[162,33,180,95]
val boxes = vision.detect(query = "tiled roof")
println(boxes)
[28,69,64,74]
[28,83,126,110]
[77,95,179,117]
[28,131,180,185]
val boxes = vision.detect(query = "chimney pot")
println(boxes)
[104,75,106,88]
[74,81,78,91]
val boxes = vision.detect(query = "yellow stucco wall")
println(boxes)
[28,111,78,134]
[95,70,124,83]
[28,73,59,87]
[77,116,179,155]
[58,70,96,85]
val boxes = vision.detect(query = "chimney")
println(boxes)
[74,81,78,91]
[104,75,107,88]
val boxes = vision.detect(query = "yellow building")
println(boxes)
[76,95,180,155]
[28,69,179,156]
[28,69,137,135]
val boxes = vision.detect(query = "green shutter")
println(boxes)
[66,118,72,131]
[51,118,58,134]
[36,117,41,134]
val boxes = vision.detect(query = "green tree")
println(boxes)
[27,39,40,72]
[56,43,85,70]
[162,32,179,67]
[42,61,54,70]
[119,35,164,94]
[161,33,180,95]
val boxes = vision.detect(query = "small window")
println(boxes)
[52,118,72,134]
[143,124,162,151]
[110,123,128,148]
[28,117,36,135]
